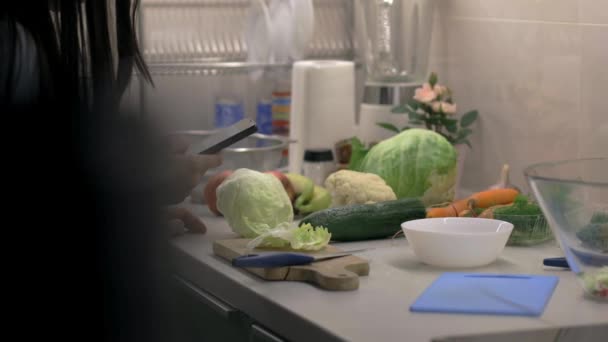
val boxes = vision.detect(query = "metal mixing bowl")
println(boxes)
[174,130,288,173]
[173,130,289,204]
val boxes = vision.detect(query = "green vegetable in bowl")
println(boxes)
[351,129,457,206]
[576,212,608,252]
[493,195,553,246]
[495,195,544,216]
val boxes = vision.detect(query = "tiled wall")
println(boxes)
[428,0,608,193]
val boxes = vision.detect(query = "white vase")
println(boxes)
[454,144,468,199]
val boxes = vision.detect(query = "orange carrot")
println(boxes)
[426,188,519,218]
[426,198,469,218]
[468,188,519,209]
[458,209,475,217]
[450,198,471,214]
[426,205,457,218]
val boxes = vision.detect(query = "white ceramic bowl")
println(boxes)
[401,218,514,268]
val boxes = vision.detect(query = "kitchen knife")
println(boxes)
[232,248,370,268]
[543,257,569,268]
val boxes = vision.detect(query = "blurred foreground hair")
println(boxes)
[2,0,152,109]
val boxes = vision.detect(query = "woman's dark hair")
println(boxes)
[3,0,153,109]
[3,3,183,341]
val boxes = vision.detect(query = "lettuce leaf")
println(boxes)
[246,223,331,251]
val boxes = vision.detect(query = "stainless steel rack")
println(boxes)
[139,0,355,76]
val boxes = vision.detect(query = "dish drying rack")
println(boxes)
[139,0,356,76]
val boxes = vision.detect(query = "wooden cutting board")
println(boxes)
[213,239,370,291]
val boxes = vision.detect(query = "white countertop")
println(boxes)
[171,202,608,342]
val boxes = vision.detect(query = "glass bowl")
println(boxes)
[525,158,608,301]
[496,213,553,246]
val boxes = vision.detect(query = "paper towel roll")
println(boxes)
[289,60,356,174]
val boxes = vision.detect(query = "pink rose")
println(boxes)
[433,84,447,97]
[431,101,441,112]
[441,102,457,114]
[413,83,437,103]
[431,101,457,115]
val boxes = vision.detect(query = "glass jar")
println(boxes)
[302,149,336,186]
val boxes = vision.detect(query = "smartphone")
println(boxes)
[187,119,258,155]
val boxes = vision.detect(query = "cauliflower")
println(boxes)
[324,170,397,207]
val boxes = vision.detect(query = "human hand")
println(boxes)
[161,135,222,236]
[166,206,207,235]
[163,135,222,204]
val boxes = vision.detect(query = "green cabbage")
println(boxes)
[246,223,331,251]
[217,169,293,238]
[353,129,457,206]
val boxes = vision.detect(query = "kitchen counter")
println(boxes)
[171,202,608,342]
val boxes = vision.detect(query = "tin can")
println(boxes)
[256,99,273,135]
[215,97,244,128]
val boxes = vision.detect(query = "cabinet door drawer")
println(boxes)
[172,275,251,341]
[173,275,236,318]
[250,323,286,342]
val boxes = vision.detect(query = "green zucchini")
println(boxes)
[300,198,426,241]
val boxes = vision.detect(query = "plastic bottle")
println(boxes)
[214,95,244,128]
[271,72,292,137]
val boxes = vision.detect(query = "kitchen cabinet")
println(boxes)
[171,203,608,342]
[173,275,287,342]
[250,324,286,342]
[172,275,250,341]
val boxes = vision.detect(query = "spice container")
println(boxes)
[303,149,336,186]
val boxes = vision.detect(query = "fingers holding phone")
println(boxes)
[189,154,223,174]
[187,119,257,155]
[184,153,223,193]
[165,119,256,204]
[165,154,222,204]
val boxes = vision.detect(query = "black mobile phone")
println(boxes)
[187,119,258,155]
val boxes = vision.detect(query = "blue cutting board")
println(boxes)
[410,273,559,317]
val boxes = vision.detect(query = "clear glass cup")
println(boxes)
[525,158,608,301]
[356,0,409,82]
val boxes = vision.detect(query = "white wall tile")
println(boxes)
[445,0,578,22]
[579,0,608,24]
[428,0,608,194]
[579,26,608,157]
[427,3,450,77]
[537,23,581,125]
[440,17,587,191]
[442,0,483,19]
